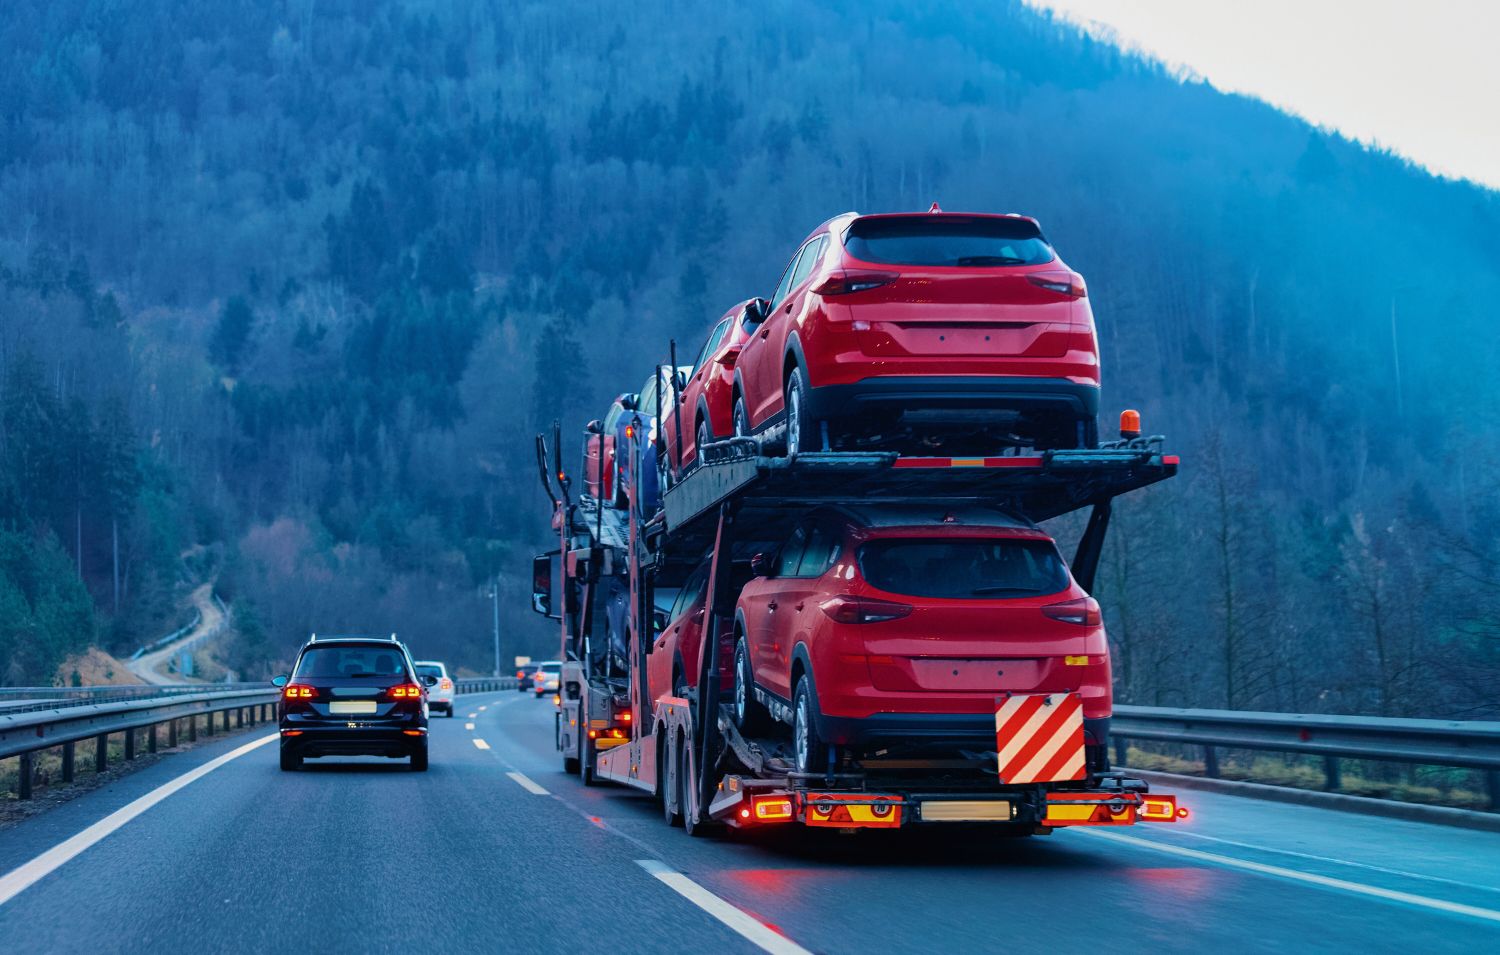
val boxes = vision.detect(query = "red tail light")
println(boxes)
[388,683,423,699]
[1042,596,1102,626]
[283,684,316,700]
[516,670,524,679]
[812,269,899,296]
[1026,270,1087,298]
[440,678,453,690]
[819,595,912,624]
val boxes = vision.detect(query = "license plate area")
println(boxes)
[329,701,378,715]
[918,800,1015,822]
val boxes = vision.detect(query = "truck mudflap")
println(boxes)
[709,775,1186,829]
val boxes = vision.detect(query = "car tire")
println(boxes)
[732,639,772,736]
[696,418,712,466]
[793,675,828,777]
[784,366,811,457]
[411,743,429,772]
[732,395,750,440]
[279,746,302,772]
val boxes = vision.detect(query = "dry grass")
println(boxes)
[52,647,140,687]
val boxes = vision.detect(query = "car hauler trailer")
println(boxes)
[531,418,1188,834]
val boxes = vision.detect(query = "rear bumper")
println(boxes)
[819,711,1110,750]
[803,376,1099,423]
[280,723,426,757]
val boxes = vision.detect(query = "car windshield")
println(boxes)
[858,538,1069,599]
[844,216,1054,267]
[416,664,444,680]
[295,645,411,679]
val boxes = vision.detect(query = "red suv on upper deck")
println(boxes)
[731,209,1100,455]
[662,298,765,478]
[730,504,1110,775]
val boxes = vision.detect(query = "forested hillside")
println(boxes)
[1,0,1497,715]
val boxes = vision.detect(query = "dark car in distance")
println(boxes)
[275,635,432,771]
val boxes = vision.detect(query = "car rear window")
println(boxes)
[416,664,445,680]
[295,645,412,679]
[540,663,561,673]
[857,538,1069,599]
[844,216,1054,267]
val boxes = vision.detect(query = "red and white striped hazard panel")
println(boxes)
[994,693,1086,784]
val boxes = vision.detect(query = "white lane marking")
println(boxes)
[636,860,811,954]
[465,722,475,730]
[0,733,277,909]
[1083,830,1500,924]
[1158,828,1500,895]
[472,738,491,750]
[466,713,477,719]
[507,771,550,795]
[478,705,487,711]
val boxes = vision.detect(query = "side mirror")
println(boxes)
[745,298,770,325]
[271,675,288,688]
[532,554,554,617]
[749,552,772,577]
[420,675,438,687]
[652,609,670,634]
[585,419,604,435]
[715,344,743,368]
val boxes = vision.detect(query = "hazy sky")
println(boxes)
[1027,0,1500,190]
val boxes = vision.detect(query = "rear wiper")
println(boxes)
[970,586,1043,595]
[955,255,1027,266]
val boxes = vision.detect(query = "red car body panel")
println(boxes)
[582,432,615,502]
[734,510,1111,742]
[663,300,757,473]
[647,562,737,703]
[734,211,1100,434]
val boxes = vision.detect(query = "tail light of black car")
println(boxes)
[387,683,423,700]
[283,684,317,700]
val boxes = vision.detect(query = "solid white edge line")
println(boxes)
[506,771,550,795]
[1082,829,1500,924]
[636,859,811,955]
[0,733,278,909]
[1158,828,1500,895]
[472,738,491,750]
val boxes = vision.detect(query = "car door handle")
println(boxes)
[758,327,769,339]
[784,302,793,313]
[794,602,804,611]
[767,601,778,611]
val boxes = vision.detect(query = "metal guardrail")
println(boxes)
[0,683,270,717]
[455,678,520,693]
[1111,705,1500,809]
[2,686,280,799]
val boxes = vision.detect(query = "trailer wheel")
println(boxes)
[793,676,828,777]
[679,735,713,838]
[733,640,772,735]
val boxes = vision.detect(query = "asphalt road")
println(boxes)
[2,690,1498,954]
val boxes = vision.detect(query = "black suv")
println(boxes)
[274,635,433,771]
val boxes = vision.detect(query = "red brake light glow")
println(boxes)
[283,684,316,700]
[1026,270,1087,298]
[1042,596,1102,626]
[440,678,453,690]
[819,595,913,625]
[388,683,423,699]
[812,269,899,296]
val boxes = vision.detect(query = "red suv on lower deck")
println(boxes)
[646,559,751,703]
[730,505,1110,775]
[732,210,1100,454]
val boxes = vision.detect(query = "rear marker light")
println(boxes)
[1042,597,1102,627]
[1064,655,1089,666]
[402,729,425,736]
[280,730,303,736]
[753,797,794,820]
[1140,796,1182,821]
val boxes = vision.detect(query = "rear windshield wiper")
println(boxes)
[955,255,1028,266]
[970,586,1044,595]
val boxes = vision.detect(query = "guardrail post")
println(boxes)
[62,741,75,783]
[191,715,200,741]
[169,719,178,748]
[96,734,109,772]
[124,728,136,761]
[149,724,158,754]
[1113,735,1127,768]
[1488,772,1500,813]
[222,710,231,733]
[1323,756,1341,791]
[1203,744,1220,778]
[18,751,34,799]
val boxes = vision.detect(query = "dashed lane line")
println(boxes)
[1083,829,1500,925]
[465,722,475,730]
[0,733,278,909]
[506,771,550,795]
[472,738,491,750]
[636,860,812,955]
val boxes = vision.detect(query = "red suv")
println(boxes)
[731,505,1110,775]
[732,210,1100,455]
[646,559,751,702]
[662,299,766,478]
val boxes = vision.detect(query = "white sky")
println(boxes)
[1026,0,1500,190]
